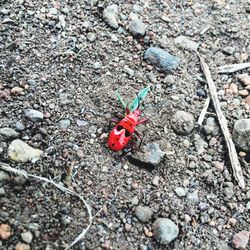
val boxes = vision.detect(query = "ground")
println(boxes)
[0,0,250,250]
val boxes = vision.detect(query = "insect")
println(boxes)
[108,86,150,152]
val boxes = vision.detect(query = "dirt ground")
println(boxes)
[0,0,250,249]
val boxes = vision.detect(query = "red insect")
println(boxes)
[108,107,148,151]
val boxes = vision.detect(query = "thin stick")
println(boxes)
[0,162,120,248]
[218,62,250,74]
[197,54,245,189]
[197,96,210,126]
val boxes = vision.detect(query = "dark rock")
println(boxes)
[0,127,19,140]
[233,119,250,151]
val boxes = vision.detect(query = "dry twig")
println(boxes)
[197,96,211,126]
[0,162,119,248]
[197,54,245,189]
[218,62,250,74]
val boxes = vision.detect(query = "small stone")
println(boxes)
[130,143,165,168]
[238,74,250,86]
[187,191,199,204]
[131,196,139,206]
[198,202,209,211]
[76,119,88,127]
[0,187,6,196]
[93,62,102,69]
[144,47,181,71]
[0,224,12,239]
[194,134,208,155]
[0,127,19,140]
[0,170,10,186]
[125,223,132,232]
[49,7,58,15]
[58,119,71,129]
[87,32,96,42]
[224,187,234,199]
[15,243,30,250]
[58,15,66,28]
[228,218,237,226]
[203,117,219,136]
[103,4,119,29]
[238,89,249,97]
[8,139,43,163]
[232,231,250,250]
[143,227,153,237]
[152,176,160,187]
[174,36,199,51]
[246,201,250,210]
[135,206,153,222]
[175,187,186,197]
[233,119,250,151]
[13,174,27,186]
[222,46,235,55]
[11,87,24,95]
[229,83,238,94]
[196,88,206,97]
[239,151,246,157]
[124,66,134,76]
[21,231,33,244]
[111,34,118,42]
[15,121,25,131]
[128,19,146,38]
[171,111,195,135]
[24,109,43,122]
[245,96,250,106]
[152,218,179,245]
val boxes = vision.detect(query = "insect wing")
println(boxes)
[116,91,127,110]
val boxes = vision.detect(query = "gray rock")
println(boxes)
[152,176,160,187]
[58,119,71,129]
[175,187,186,197]
[198,202,209,211]
[13,175,27,186]
[49,7,58,15]
[0,170,10,186]
[0,127,19,140]
[24,109,43,122]
[103,4,119,29]
[133,4,143,13]
[128,19,146,38]
[0,187,6,196]
[174,36,199,51]
[87,32,96,42]
[232,231,250,250]
[204,117,219,136]
[0,142,7,154]
[130,143,165,168]
[25,223,40,231]
[135,206,153,222]
[131,196,139,206]
[187,191,199,204]
[15,121,25,131]
[194,134,208,155]
[21,231,33,244]
[171,111,195,135]
[224,187,234,199]
[233,119,250,151]
[144,47,181,71]
[246,201,250,210]
[152,218,179,245]
[76,119,88,127]
[8,139,43,162]
[92,62,102,69]
[222,46,235,55]
[111,34,118,42]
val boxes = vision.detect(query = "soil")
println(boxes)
[0,0,250,250]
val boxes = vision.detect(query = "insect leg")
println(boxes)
[137,117,149,125]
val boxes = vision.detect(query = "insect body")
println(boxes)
[108,108,148,151]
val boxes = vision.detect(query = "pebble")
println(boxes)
[224,187,234,199]
[232,231,250,250]
[187,191,199,204]
[246,201,250,210]
[131,196,139,206]
[125,223,132,232]
[128,19,146,38]
[103,4,119,29]
[49,7,58,15]
[152,218,179,245]
[196,88,206,97]
[11,86,24,95]
[222,46,235,55]
[238,89,249,97]
[58,119,71,129]
[15,243,30,250]
[152,176,160,187]
[233,119,250,151]
[8,139,43,162]
[198,202,209,211]
[87,32,96,42]
[174,36,199,51]
[24,109,43,122]
[15,121,25,131]
[0,127,19,140]
[130,143,165,168]
[204,117,219,136]
[238,73,250,86]
[171,111,195,135]
[228,218,237,226]
[0,187,6,196]
[144,47,181,71]
[175,187,186,197]
[92,62,102,69]
[230,83,238,94]
[245,95,250,106]
[21,231,33,244]
[76,119,88,127]
[0,224,12,239]
[0,170,10,186]
[194,134,208,155]
[135,206,153,222]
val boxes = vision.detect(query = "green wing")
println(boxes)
[129,85,151,112]
[116,91,127,109]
